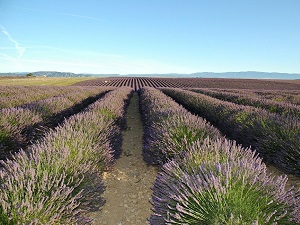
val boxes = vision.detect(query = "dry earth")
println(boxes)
[90,93,158,225]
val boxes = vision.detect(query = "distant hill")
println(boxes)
[0,71,111,77]
[32,71,83,77]
[125,71,300,79]
[31,71,95,77]
[0,71,299,79]
[190,71,300,79]
[0,72,28,77]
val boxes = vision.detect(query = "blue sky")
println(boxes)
[0,0,300,75]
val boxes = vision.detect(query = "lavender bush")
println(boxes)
[150,138,300,224]
[0,87,132,224]
[162,88,300,175]
[0,86,70,109]
[139,87,222,164]
[150,111,222,163]
[26,96,74,118]
[189,88,300,118]
[0,86,111,109]
[253,89,300,106]
[86,87,133,157]
[0,107,41,157]
[0,152,85,224]
[0,87,112,158]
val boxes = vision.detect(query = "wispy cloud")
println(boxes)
[12,6,103,21]
[0,53,16,61]
[60,13,103,21]
[0,26,26,58]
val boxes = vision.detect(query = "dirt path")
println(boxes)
[90,93,158,225]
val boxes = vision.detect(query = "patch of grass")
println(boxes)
[0,77,96,86]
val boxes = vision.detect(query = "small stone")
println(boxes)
[129,194,137,199]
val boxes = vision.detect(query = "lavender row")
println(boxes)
[162,88,300,176]
[0,87,112,158]
[213,88,300,106]
[139,87,222,164]
[25,86,113,120]
[252,89,300,105]
[0,86,107,109]
[139,88,299,224]
[0,87,133,224]
[150,138,300,224]
[188,88,300,118]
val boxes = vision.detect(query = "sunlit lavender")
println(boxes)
[0,87,132,224]
[162,88,300,175]
[139,87,222,164]
[149,138,300,224]
[189,88,300,118]
[0,86,112,159]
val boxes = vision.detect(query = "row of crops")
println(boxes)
[75,77,185,91]
[188,88,300,117]
[0,86,108,109]
[161,88,300,176]
[0,86,113,159]
[75,77,300,90]
[202,88,300,105]
[0,86,133,224]
[139,87,299,224]
[0,82,299,224]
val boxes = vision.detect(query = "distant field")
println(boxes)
[1,76,299,88]
[269,79,300,84]
[74,77,300,90]
[0,77,96,86]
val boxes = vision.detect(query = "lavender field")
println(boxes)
[0,78,299,224]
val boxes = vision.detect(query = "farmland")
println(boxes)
[74,76,300,90]
[0,77,299,224]
[0,76,95,86]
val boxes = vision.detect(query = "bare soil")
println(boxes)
[266,165,300,190]
[90,93,158,225]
